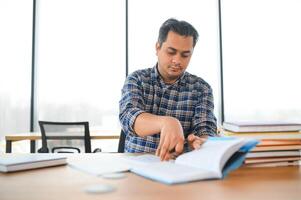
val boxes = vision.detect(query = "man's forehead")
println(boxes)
[163,32,194,51]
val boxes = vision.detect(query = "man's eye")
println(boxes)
[167,51,176,55]
[181,53,190,58]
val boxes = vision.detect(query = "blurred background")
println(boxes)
[0,0,300,152]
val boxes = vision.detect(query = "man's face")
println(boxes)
[156,31,194,84]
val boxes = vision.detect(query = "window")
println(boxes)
[35,0,125,152]
[36,0,125,132]
[0,0,32,139]
[128,0,220,122]
[221,0,301,123]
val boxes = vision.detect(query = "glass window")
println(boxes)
[36,0,125,151]
[221,0,301,123]
[128,0,220,122]
[0,0,32,140]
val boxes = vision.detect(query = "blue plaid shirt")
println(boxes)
[119,65,217,153]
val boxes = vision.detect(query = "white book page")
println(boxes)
[68,157,130,176]
[123,154,165,168]
[125,154,162,164]
[175,139,244,177]
[128,158,217,184]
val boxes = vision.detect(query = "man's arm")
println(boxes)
[191,85,217,137]
[185,85,217,151]
[119,73,146,137]
[133,113,162,136]
[119,73,185,159]
[134,113,185,160]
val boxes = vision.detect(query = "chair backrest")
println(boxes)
[118,130,126,153]
[38,121,92,153]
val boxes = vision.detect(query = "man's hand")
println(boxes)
[187,134,207,150]
[155,117,185,161]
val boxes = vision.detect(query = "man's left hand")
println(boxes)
[187,134,207,150]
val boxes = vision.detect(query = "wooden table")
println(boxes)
[0,154,300,200]
[5,130,120,153]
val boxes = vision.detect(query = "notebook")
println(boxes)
[0,154,67,172]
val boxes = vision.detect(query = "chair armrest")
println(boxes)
[52,146,81,153]
[92,148,102,153]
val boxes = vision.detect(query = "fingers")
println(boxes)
[188,134,196,142]
[158,141,184,161]
[157,139,183,161]
[174,141,184,155]
[163,152,171,161]
[188,134,207,150]
[155,148,160,157]
[156,134,166,156]
[188,134,201,149]
[192,140,202,149]
[158,134,207,159]
[159,140,170,161]
[169,152,179,160]
[156,117,185,160]
[156,136,172,161]
[160,147,168,161]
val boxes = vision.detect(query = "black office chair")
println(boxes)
[118,130,126,153]
[38,121,102,153]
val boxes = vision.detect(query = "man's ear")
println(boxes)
[155,42,161,56]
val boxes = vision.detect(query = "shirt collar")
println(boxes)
[151,63,187,86]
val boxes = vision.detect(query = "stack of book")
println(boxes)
[223,121,301,133]
[244,139,301,167]
[222,121,301,167]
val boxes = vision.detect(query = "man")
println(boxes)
[119,18,217,160]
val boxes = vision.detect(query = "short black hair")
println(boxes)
[157,18,199,48]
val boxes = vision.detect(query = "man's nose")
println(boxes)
[171,54,181,66]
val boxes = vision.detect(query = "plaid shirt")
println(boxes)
[119,65,217,153]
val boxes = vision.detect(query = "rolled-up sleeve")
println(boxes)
[191,85,217,137]
[119,73,146,136]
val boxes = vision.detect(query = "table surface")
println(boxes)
[0,153,300,200]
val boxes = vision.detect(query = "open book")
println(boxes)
[125,137,258,184]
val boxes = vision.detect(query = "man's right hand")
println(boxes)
[155,116,185,161]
